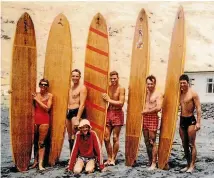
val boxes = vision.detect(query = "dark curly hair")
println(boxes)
[179,74,189,83]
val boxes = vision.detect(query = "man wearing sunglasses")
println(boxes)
[66,69,87,153]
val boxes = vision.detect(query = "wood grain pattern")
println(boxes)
[44,13,72,166]
[84,13,109,144]
[10,12,36,172]
[158,6,186,169]
[125,9,150,166]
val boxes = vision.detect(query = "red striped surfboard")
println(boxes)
[84,13,109,144]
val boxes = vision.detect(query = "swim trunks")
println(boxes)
[66,108,87,120]
[180,115,196,130]
[143,113,159,131]
[106,109,124,126]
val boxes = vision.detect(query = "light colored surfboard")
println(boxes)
[44,13,72,166]
[84,13,109,144]
[158,6,186,169]
[10,12,36,171]
[125,9,150,166]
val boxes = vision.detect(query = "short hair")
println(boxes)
[110,71,119,77]
[72,69,81,76]
[39,78,49,87]
[146,75,156,84]
[179,74,189,83]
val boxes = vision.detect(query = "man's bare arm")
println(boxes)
[145,94,163,114]
[76,86,87,120]
[103,88,125,107]
[193,92,202,124]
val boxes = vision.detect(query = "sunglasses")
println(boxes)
[39,83,48,87]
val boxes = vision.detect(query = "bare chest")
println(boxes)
[180,93,193,105]
[109,87,120,99]
[70,88,81,99]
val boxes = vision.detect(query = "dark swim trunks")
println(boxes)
[66,108,87,120]
[180,115,196,129]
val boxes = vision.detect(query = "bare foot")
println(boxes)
[39,164,45,171]
[29,162,38,169]
[109,160,115,166]
[104,159,111,166]
[180,166,189,172]
[148,163,157,171]
[186,166,194,173]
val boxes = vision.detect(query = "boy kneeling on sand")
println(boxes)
[67,119,105,174]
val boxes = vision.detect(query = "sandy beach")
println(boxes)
[1,1,214,178]
[1,104,214,178]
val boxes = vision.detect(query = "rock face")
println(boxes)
[200,103,214,120]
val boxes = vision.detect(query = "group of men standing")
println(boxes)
[66,69,201,173]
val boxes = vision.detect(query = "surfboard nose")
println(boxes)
[94,12,104,25]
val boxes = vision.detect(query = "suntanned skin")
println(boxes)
[179,79,201,173]
[142,78,163,170]
[102,74,125,166]
[31,82,53,171]
[66,71,87,141]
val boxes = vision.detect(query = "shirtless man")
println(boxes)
[179,74,201,173]
[102,71,125,166]
[66,69,87,153]
[142,75,163,170]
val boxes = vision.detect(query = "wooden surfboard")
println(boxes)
[44,13,72,166]
[158,6,186,169]
[84,13,109,144]
[10,12,36,171]
[125,9,150,166]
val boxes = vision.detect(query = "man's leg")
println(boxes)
[112,126,122,165]
[143,129,152,166]
[38,124,49,170]
[73,158,84,174]
[104,126,113,165]
[179,127,190,172]
[66,119,73,153]
[71,117,80,138]
[148,130,157,170]
[186,125,197,173]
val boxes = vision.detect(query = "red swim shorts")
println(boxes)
[143,113,159,131]
[106,110,124,127]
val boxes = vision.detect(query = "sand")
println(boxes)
[1,105,214,177]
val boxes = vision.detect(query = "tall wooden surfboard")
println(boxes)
[44,13,72,166]
[158,6,186,169]
[10,12,36,171]
[84,13,109,144]
[125,9,150,166]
